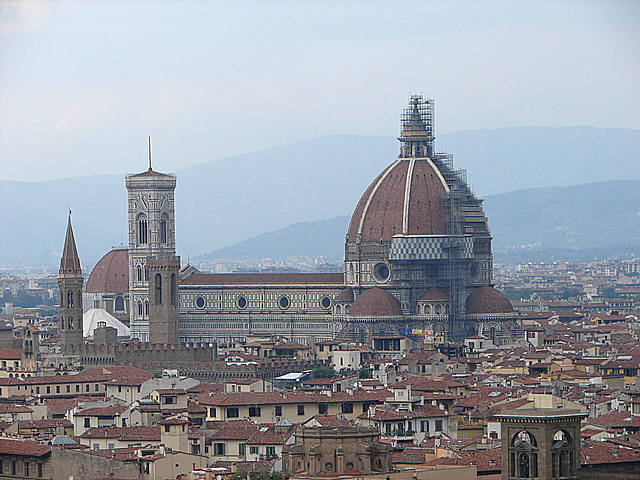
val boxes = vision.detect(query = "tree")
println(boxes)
[312,366,336,379]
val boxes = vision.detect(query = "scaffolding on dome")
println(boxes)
[399,94,435,158]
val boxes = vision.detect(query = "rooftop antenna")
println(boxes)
[148,136,152,170]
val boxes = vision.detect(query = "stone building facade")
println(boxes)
[282,425,393,475]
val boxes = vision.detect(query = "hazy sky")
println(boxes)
[1,0,638,182]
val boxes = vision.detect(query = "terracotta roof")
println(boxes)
[349,287,402,316]
[17,419,72,429]
[274,342,308,350]
[210,460,275,473]
[0,404,33,414]
[81,426,161,441]
[581,439,640,465]
[358,404,448,421]
[86,247,129,293]
[310,415,351,427]
[0,438,51,457]
[391,447,430,464]
[466,286,514,314]
[0,349,23,360]
[418,287,449,302]
[159,417,189,425]
[75,406,125,417]
[346,157,448,243]
[246,424,295,445]
[207,420,258,440]
[153,389,187,394]
[181,273,343,286]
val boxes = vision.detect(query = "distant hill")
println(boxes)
[197,180,640,263]
[1,127,638,265]
[485,180,640,262]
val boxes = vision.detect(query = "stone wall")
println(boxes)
[50,446,139,480]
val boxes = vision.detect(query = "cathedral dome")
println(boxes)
[345,157,449,243]
[466,286,514,314]
[349,287,402,316]
[86,247,129,293]
[418,287,449,302]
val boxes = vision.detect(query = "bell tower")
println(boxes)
[58,212,84,353]
[497,409,587,480]
[125,140,177,342]
[148,255,180,345]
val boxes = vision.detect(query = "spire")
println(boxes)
[60,211,82,275]
[148,136,152,171]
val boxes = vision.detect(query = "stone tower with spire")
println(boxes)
[58,213,84,353]
[125,145,177,342]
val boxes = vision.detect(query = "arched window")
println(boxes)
[144,300,149,316]
[137,215,148,244]
[552,430,574,478]
[155,274,162,304]
[67,291,74,308]
[137,301,143,316]
[68,317,73,330]
[510,430,538,479]
[115,296,125,311]
[489,326,497,343]
[170,274,177,306]
[159,214,168,244]
[144,267,149,281]
[137,266,143,282]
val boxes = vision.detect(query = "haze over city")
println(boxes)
[1,3,640,479]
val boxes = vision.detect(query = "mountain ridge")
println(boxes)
[1,127,638,265]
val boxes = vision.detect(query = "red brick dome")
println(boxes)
[86,247,129,293]
[334,287,354,302]
[466,286,514,314]
[349,287,402,316]
[418,287,449,302]
[346,157,449,243]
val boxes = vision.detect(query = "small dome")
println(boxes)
[334,287,354,303]
[51,435,77,445]
[466,286,514,314]
[86,247,129,293]
[418,287,449,302]
[349,287,402,316]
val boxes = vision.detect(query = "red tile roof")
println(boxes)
[246,424,295,445]
[0,349,23,360]
[85,247,129,293]
[80,426,160,441]
[75,406,126,417]
[181,273,343,286]
[207,419,258,440]
[0,438,51,457]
